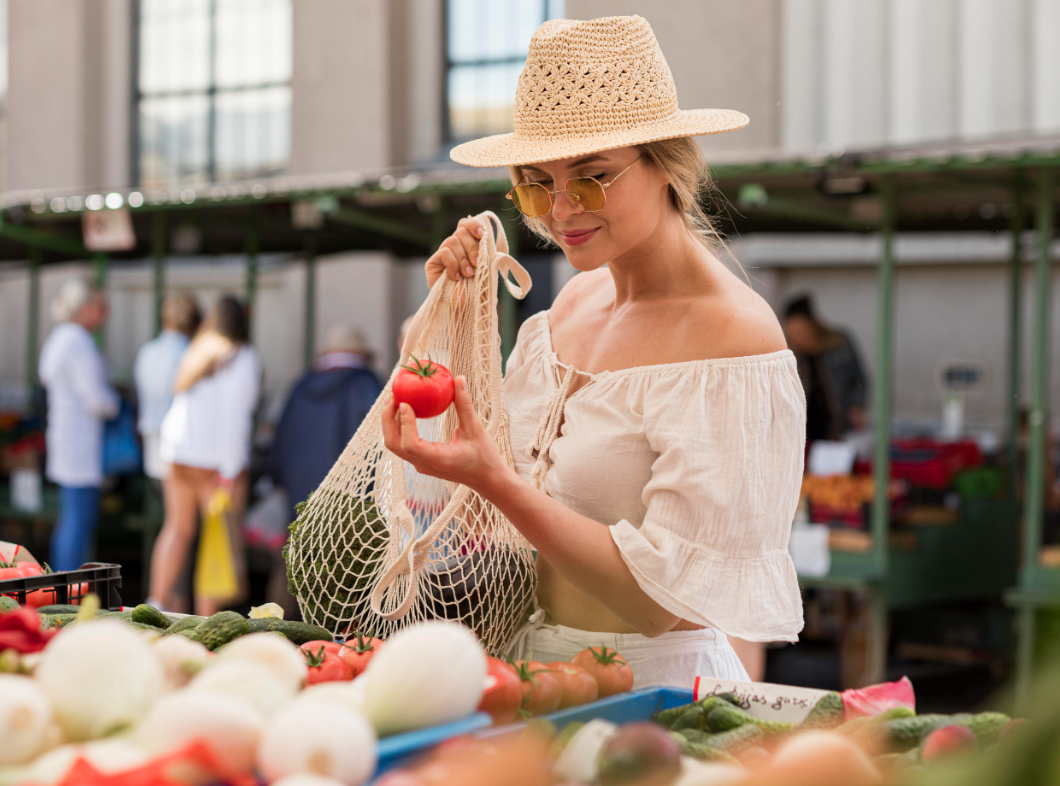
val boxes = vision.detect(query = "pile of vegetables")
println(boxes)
[539,688,1019,786]
[0,599,494,786]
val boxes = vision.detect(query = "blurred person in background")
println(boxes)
[150,296,261,615]
[38,279,119,571]
[134,293,201,482]
[268,324,382,523]
[784,294,868,441]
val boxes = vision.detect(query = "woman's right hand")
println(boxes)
[425,217,485,288]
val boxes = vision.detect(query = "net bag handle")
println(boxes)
[370,211,530,621]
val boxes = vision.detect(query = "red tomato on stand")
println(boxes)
[478,657,523,725]
[300,643,354,684]
[512,660,562,717]
[392,356,455,419]
[338,633,383,677]
[571,646,634,698]
[546,661,599,708]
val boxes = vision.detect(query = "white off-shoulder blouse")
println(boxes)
[502,310,806,643]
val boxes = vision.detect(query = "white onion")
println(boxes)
[137,690,264,777]
[362,621,486,736]
[0,675,52,765]
[189,658,295,717]
[214,632,307,692]
[153,635,210,691]
[36,620,163,741]
[22,739,150,785]
[271,776,348,786]
[298,679,367,715]
[257,700,377,786]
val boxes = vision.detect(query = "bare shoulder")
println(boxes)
[694,283,788,360]
[550,268,611,327]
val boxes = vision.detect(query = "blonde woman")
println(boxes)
[383,15,805,687]
[151,296,261,615]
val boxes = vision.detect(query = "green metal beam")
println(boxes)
[245,208,260,332]
[26,249,40,412]
[1023,167,1055,579]
[870,175,897,578]
[152,212,166,337]
[0,220,90,258]
[1007,171,1026,489]
[92,252,108,348]
[737,184,880,232]
[857,151,1060,176]
[325,206,432,249]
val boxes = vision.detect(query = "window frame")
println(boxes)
[131,0,292,188]
[442,0,560,144]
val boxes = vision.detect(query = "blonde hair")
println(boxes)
[51,278,102,323]
[162,292,202,336]
[174,296,247,392]
[508,137,725,250]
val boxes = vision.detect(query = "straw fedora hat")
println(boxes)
[450,15,749,168]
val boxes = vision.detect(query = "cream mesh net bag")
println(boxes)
[284,211,537,654]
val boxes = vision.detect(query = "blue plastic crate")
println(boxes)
[479,687,694,739]
[374,711,493,775]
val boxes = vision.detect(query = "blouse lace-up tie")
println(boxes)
[528,364,580,491]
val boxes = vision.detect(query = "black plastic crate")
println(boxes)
[0,562,122,610]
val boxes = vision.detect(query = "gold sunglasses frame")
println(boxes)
[505,156,644,218]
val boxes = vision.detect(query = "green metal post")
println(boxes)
[1007,171,1026,492]
[152,212,166,337]
[498,209,519,366]
[245,209,260,333]
[871,176,897,577]
[303,236,317,370]
[93,252,108,347]
[1024,167,1055,574]
[1015,605,1037,711]
[26,248,41,412]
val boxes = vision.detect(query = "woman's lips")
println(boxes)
[557,227,599,246]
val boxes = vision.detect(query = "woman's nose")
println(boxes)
[550,188,584,221]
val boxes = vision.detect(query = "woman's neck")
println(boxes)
[605,209,716,306]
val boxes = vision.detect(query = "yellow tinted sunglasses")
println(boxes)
[506,157,643,218]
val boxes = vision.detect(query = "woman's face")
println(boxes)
[517,146,672,271]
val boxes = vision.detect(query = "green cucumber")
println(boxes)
[36,603,81,615]
[669,730,741,764]
[0,596,19,613]
[195,611,248,650]
[801,692,844,730]
[671,706,706,732]
[161,615,206,637]
[131,604,171,630]
[706,704,796,736]
[655,703,697,728]
[684,724,764,756]
[39,613,78,629]
[246,618,333,645]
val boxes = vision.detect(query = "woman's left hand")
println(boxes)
[381,375,506,495]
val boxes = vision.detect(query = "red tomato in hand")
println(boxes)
[300,643,354,684]
[337,633,383,677]
[570,646,634,698]
[478,657,523,725]
[392,356,455,419]
[513,660,562,717]
[546,661,599,708]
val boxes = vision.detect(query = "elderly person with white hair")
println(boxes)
[38,278,119,571]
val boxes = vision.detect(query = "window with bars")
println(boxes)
[134,0,291,189]
[445,0,564,142]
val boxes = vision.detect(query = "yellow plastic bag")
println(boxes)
[194,487,238,599]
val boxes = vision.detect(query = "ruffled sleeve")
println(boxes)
[609,352,806,643]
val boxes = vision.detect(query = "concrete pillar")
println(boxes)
[889,0,958,144]
[1031,0,1060,132]
[958,0,1031,138]
[780,0,824,153]
[821,0,889,148]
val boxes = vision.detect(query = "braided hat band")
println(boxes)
[450,15,749,168]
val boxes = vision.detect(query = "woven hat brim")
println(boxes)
[449,108,749,168]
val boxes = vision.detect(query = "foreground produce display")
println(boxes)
[0,598,642,785]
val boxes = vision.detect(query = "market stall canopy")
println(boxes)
[1,131,1058,263]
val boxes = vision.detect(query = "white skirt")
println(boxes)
[510,618,749,691]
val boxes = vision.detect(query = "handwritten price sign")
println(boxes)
[693,678,830,724]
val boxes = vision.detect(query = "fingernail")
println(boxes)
[475,227,483,237]
[464,266,474,277]
[459,377,467,391]
[400,403,409,414]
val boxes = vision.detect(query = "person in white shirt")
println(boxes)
[38,279,119,571]
[150,296,262,615]
[133,293,201,480]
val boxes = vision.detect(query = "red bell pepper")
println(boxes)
[0,606,56,654]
